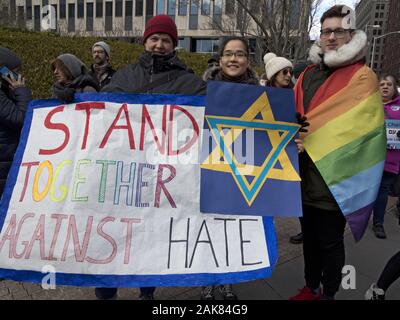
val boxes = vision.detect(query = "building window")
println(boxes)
[213,0,222,24]
[96,0,103,18]
[26,0,32,20]
[195,39,219,53]
[201,0,210,15]
[105,1,112,31]
[178,0,187,15]
[17,6,25,27]
[42,0,48,7]
[34,5,40,31]
[68,3,75,32]
[115,0,122,16]
[167,0,176,19]
[135,0,143,16]
[77,0,84,18]
[125,0,133,30]
[157,0,165,14]
[146,0,154,23]
[52,4,57,21]
[189,0,198,30]
[87,2,94,31]
[60,0,66,19]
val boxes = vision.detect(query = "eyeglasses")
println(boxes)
[222,51,248,59]
[281,68,293,76]
[320,28,352,39]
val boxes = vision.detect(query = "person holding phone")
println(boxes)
[0,47,32,198]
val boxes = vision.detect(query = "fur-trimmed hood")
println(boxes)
[309,30,367,68]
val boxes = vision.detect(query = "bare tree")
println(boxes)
[208,0,324,63]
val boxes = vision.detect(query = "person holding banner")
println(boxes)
[371,74,400,239]
[0,47,32,198]
[98,14,205,300]
[51,53,99,103]
[202,36,260,300]
[290,5,385,300]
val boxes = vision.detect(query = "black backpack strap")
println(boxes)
[135,69,187,93]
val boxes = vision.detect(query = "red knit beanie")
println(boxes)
[143,15,178,46]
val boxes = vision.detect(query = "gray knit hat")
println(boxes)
[57,53,87,79]
[0,47,21,69]
[92,41,111,57]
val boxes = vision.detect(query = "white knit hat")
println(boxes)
[263,53,293,80]
[92,41,111,57]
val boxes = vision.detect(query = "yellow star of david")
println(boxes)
[201,92,301,206]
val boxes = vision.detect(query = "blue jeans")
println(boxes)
[373,171,397,225]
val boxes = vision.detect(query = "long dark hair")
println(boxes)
[380,73,399,99]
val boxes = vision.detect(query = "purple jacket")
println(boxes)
[384,95,400,174]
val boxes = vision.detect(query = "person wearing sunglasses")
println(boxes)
[263,52,294,89]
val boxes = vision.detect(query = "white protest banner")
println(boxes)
[0,93,277,287]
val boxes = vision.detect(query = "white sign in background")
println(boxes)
[0,102,270,276]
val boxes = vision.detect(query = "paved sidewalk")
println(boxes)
[0,203,399,300]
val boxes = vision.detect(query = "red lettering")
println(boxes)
[39,106,70,155]
[168,105,199,155]
[86,217,117,264]
[75,102,106,150]
[0,214,17,258]
[120,218,141,264]
[139,104,166,154]
[48,214,69,261]
[19,162,40,202]
[100,103,135,150]
[13,213,35,259]
[61,215,93,262]
[24,214,47,260]
[154,164,177,208]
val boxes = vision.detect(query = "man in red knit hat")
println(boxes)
[99,15,205,300]
[103,14,205,95]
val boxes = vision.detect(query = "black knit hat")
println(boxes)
[0,47,21,70]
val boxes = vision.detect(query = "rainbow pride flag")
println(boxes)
[295,62,386,241]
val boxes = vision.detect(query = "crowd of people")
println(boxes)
[0,5,399,300]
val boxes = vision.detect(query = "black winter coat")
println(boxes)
[88,64,116,89]
[0,82,32,197]
[102,51,206,95]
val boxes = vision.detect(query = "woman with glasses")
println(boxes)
[203,36,259,86]
[263,53,294,89]
[201,36,258,301]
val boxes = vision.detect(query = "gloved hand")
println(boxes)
[53,83,76,103]
[296,112,310,133]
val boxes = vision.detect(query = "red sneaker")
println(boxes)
[289,287,321,300]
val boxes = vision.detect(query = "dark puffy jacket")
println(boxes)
[0,82,32,197]
[102,51,206,95]
[88,64,116,89]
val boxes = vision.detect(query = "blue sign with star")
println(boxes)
[201,81,302,217]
